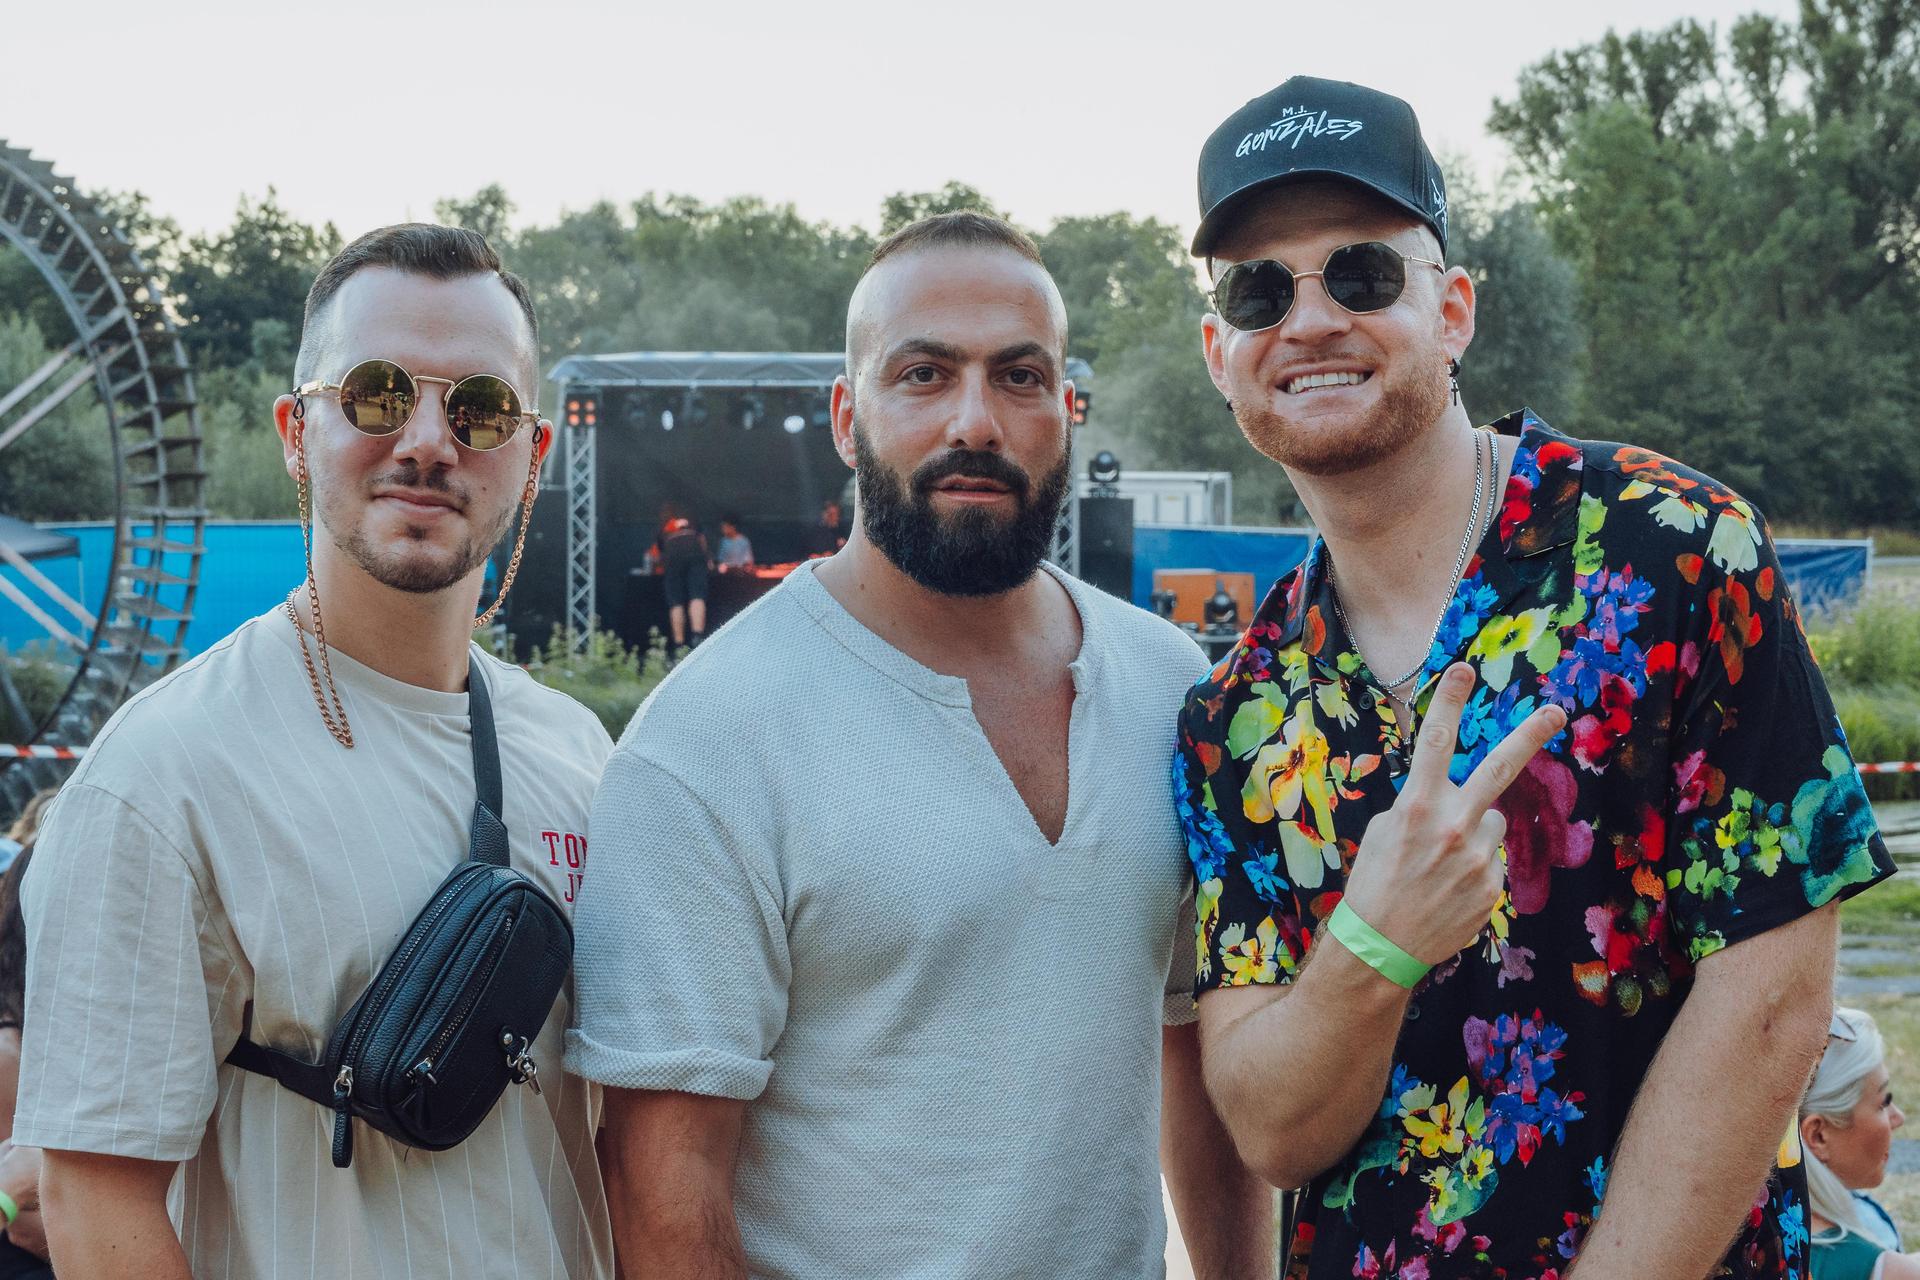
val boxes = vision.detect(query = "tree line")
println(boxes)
[2,0,1915,534]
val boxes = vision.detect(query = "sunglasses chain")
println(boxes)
[286,411,542,746]
[288,407,356,749]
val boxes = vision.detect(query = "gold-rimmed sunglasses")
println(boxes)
[294,358,540,451]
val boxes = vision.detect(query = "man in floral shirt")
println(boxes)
[1176,77,1895,1280]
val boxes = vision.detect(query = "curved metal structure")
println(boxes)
[0,142,205,812]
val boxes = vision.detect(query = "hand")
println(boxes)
[1341,663,1566,967]
[0,1142,46,1260]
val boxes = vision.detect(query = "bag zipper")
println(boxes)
[406,906,519,1089]
[327,867,486,1167]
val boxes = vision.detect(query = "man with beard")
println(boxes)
[1174,78,1893,1279]
[567,212,1273,1278]
[17,225,616,1278]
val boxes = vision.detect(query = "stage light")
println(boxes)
[783,414,806,434]
[565,391,599,429]
[660,409,675,431]
[1071,389,1091,426]
[742,395,765,430]
[1088,451,1121,485]
[1205,582,1238,628]
[811,408,832,429]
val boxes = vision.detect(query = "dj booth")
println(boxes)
[496,351,1095,657]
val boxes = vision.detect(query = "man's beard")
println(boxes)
[320,463,514,595]
[1231,350,1449,477]
[853,424,1071,597]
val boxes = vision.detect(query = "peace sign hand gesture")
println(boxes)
[1340,663,1568,969]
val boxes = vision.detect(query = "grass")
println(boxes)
[504,624,670,738]
[1810,597,1920,800]
[1841,880,1920,933]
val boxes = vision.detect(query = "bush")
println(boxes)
[1808,596,1920,689]
[514,624,668,738]
[0,643,75,738]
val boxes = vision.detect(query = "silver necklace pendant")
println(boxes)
[1330,428,1501,698]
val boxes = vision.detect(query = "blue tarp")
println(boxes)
[0,523,303,659]
[0,522,1876,661]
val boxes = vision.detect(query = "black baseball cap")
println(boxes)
[1192,76,1449,258]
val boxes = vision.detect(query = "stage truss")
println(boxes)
[0,142,205,813]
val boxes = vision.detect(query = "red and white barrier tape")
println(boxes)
[1857,761,1920,774]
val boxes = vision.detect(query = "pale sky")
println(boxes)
[5,0,1802,245]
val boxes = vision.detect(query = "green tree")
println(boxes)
[171,190,340,371]
[1490,0,1920,526]
[0,313,115,520]
[434,184,516,246]
[877,182,1006,236]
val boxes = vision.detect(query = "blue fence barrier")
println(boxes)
[1127,524,1871,619]
[0,521,1877,660]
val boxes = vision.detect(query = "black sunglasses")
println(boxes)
[1210,241,1446,333]
[294,359,540,452]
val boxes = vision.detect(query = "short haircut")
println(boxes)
[295,223,539,384]
[867,211,1044,273]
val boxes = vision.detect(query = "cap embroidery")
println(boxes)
[1431,177,1449,237]
[1235,106,1364,158]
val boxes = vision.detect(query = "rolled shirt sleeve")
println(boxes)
[1662,514,1893,961]
[14,782,245,1160]
[564,751,790,1099]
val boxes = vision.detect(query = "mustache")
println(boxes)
[370,463,469,507]
[910,449,1031,499]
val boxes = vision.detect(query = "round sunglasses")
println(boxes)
[294,359,540,451]
[1210,241,1446,333]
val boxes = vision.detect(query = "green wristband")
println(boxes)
[1326,900,1431,989]
[0,1187,18,1227]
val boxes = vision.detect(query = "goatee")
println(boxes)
[853,426,1070,597]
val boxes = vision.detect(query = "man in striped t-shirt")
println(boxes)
[14,225,616,1278]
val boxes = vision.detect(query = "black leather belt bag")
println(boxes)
[226,656,573,1168]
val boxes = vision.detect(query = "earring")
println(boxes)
[1447,357,1462,406]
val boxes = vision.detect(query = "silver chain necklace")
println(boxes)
[1327,429,1499,693]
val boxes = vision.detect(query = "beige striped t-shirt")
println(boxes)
[15,612,616,1279]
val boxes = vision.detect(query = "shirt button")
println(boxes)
[1405,1001,1422,1022]
[1354,688,1376,711]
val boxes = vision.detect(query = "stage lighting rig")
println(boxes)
[565,391,599,429]
[1071,389,1092,425]
[1088,450,1121,497]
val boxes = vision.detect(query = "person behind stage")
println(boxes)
[566,211,1273,1278]
[714,514,754,572]
[804,497,847,557]
[1172,76,1893,1279]
[1801,1006,1916,1280]
[15,224,615,1279]
[654,506,710,651]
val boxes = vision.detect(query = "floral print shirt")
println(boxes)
[1175,412,1894,1280]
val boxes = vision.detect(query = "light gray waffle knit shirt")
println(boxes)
[566,559,1207,1279]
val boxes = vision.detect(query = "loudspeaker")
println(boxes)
[495,497,568,660]
[1078,496,1134,602]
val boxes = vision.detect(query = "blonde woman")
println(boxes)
[1802,1006,1916,1280]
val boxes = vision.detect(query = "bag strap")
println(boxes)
[224,651,510,1086]
[467,653,508,868]
[226,1034,338,1107]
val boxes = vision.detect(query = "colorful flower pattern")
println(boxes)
[1174,412,1894,1279]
